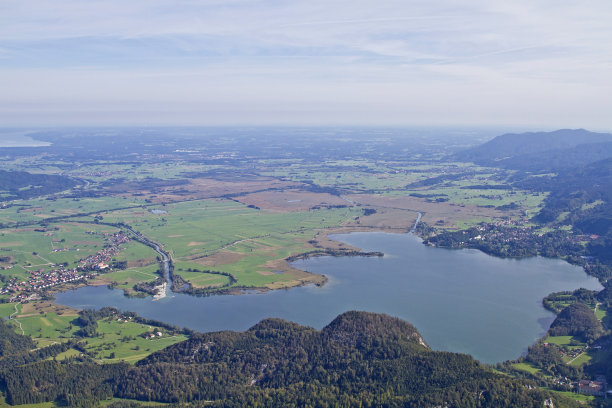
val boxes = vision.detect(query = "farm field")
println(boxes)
[10,308,187,363]
[90,198,368,288]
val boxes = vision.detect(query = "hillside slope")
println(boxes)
[113,311,555,407]
[455,129,612,169]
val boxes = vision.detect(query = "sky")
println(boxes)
[1,0,612,128]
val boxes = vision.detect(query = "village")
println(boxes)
[0,231,131,302]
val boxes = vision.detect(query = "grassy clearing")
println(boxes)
[18,312,77,340]
[0,400,56,408]
[542,336,581,346]
[594,304,607,320]
[81,318,187,363]
[111,240,159,263]
[511,362,541,375]
[13,307,187,364]
[99,398,169,407]
[0,302,19,318]
[174,270,229,288]
[547,389,595,403]
[454,218,494,229]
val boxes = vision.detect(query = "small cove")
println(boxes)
[54,231,602,363]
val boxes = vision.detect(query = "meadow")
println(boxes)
[11,309,186,363]
[96,199,363,288]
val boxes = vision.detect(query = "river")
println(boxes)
[54,231,601,363]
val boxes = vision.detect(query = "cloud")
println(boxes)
[1,0,611,127]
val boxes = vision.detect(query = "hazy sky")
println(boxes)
[2,1,612,128]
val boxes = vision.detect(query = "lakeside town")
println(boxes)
[0,232,131,302]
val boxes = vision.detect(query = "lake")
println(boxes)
[0,130,51,147]
[54,232,602,363]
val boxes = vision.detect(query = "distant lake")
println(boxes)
[55,232,601,363]
[0,130,50,147]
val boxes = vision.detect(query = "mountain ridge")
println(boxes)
[455,129,612,169]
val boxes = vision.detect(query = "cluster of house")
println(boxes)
[575,376,608,397]
[467,220,601,246]
[1,268,92,302]
[1,232,130,301]
[143,331,164,339]
[468,223,536,243]
[551,374,609,397]
[78,232,130,270]
[493,218,528,227]
[557,346,585,361]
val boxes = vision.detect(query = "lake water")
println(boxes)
[55,232,602,363]
[0,130,50,147]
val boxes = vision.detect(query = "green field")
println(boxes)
[542,336,583,346]
[511,362,541,375]
[173,269,230,288]
[0,302,19,319]
[93,199,362,288]
[15,310,186,363]
[547,389,595,404]
[96,264,161,293]
[0,400,56,408]
[18,312,77,340]
[80,319,187,363]
[594,304,607,320]
[0,196,147,226]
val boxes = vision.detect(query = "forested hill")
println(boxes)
[117,312,555,406]
[0,170,78,200]
[454,129,612,170]
[1,311,564,407]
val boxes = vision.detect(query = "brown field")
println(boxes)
[309,229,368,250]
[261,259,327,289]
[188,251,247,266]
[345,207,419,231]
[0,241,23,247]
[346,194,515,228]
[19,207,43,213]
[127,258,157,268]
[109,177,298,203]
[188,241,206,247]
[18,301,78,317]
[234,189,349,212]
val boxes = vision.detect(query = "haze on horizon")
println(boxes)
[1,1,612,130]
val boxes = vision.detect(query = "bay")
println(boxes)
[0,130,50,147]
[54,232,601,363]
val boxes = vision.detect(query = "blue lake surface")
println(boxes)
[0,130,50,147]
[55,232,602,363]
